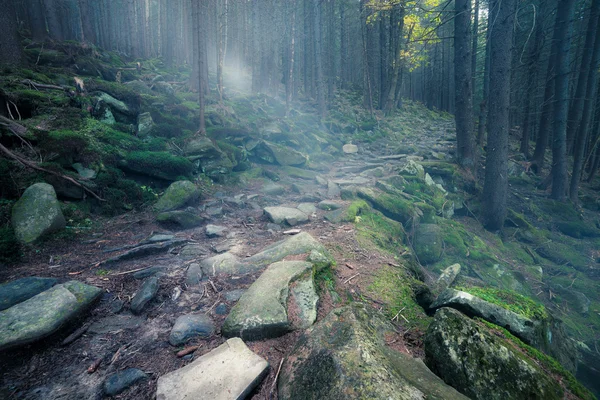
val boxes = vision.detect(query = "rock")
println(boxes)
[206,206,223,216]
[154,181,200,212]
[332,177,370,186]
[144,234,175,243]
[297,203,317,215]
[356,186,416,224]
[0,281,102,351]
[169,314,215,346]
[315,175,328,186]
[290,278,318,329]
[97,92,132,115]
[132,266,166,279]
[199,252,242,276]
[0,277,58,311]
[222,261,316,340]
[430,288,536,344]
[553,284,590,314]
[45,175,85,200]
[185,137,234,179]
[398,159,425,178]
[11,183,66,243]
[263,207,309,226]
[157,210,205,229]
[360,166,385,177]
[433,264,461,294]
[130,276,159,315]
[318,200,342,210]
[342,144,359,154]
[88,314,145,334]
[424,308,563,400]
[278,304,468,400]
[185,263,203,286]
[137,112,154,137]
[556,221,600,238]
[262,182,285,196]
[102,239,188,264]
[425,172,446,193]
[327,180,341,198]
[205,224,228,238]
[324,208,347,223]
[224,289,246,302]
[215,304,228,315]
[413,223,443,264]
[156,338,269,400]
[103,368,148,397]
[154,81,175,96]
[72,163,97,179]
[257,141,308,166]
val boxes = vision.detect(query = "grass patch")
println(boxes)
[458,286,547,320]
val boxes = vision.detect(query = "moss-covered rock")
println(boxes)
[356,187,416,224]
[254,140,308,166]
[425,308,563,400]
[278,304,468,400]
[156,210,205,229]
[555,221,600,239]
[154,181,200,212]
[414,224,443,265]
[123,151,194,181]
[11,183,66,243]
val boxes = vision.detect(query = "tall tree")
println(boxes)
[550,0,576,201]
[0,0,24,66]
[482,0,517,230]
[314,0,327,118]
[192,0,207,135]
[454,0,476,170]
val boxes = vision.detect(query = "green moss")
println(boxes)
[344,200,370,221]
[0,225,20,264]
[355,209,406,255]
[477,319,596,400]
[459,286,547,320]
[125,151,194,180]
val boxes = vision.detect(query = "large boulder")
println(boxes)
[356,187,416,224]
[156,210,205,229]
[0,277,58,311]
[222,261,317,340]
[154,181,200,212]
[11,183,66,243]
[156,337,269,400]
[0,281,103,350]
[278,304,468,400]
[263,206,309,226]
[255,140,308,166]
[185,137,234,179]
[424,308,563,400]
[413,224,443,265]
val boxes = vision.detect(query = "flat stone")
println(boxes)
[342,144,359,154]
[0,277,58,311]
[133,266,166,279]
[224,289,246,302]
[327,180,341,198]
[262,182,286,196]
[103,239,188,265]
[179,244,208,260]
[433,264,461,294]
[205,224,228,238]
[156,338,269,400]
[185,263,203,286]
[11,183,66,243]
[206,206,223,216]
[103,368,148,397]
[297,203,317,215]
[200,252,242,276]
[222,261,315,340]
[130,276,159,315]
[263,207,309,226]
[169,314,215,346]
[332,177,370,186]
[145,234,175,243]
[0,281,102,351]
[315,175,328,186]
[157,211,205,229]
[137,112,154,137]
[290,279,318,329]
[317,200,342,211]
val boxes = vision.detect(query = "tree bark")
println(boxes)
[313,0,326,118]
[482,0,517,230]
[454,0,476,170]
[0,0,24,66]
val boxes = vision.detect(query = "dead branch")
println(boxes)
[87,357,103,374]
[0,142,105,201]
[176,345,201,358]
[21,79,69,92]
[61,322,90,346]
[270,358,285,397]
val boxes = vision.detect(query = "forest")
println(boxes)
[0,0,599,399]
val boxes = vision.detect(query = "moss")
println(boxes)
[477,319,596,400]
[280,166,317,180]
[459,286,548,320]
[95,167,156,215]
[124,151,194,180]
[556,221,600,239]
[355,209,406,255]
[0,225,21,264]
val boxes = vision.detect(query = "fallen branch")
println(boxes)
[61,322,90,346]
[343,273,361,284]
[270,358,285,397]
[176,345,201,358]
[110,267,147,276]
[87,357,103,374]
[0,142,105,201]
[21,79,69,92]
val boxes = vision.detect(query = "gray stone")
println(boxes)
[224,289,246,302]
[206,206,223,216]
[215,304,228,315]
[413,224,443,265]
[179,244,208,260]
[72,163,97,179]
[11,183,66,243]
[103,368,148,396]
[0,281,102,351]
[332,177,370,186]
[205,224,228,238]
[145,234,175,243]
[258,141,308,166]
[154,181,200,212]
[157,211,205,229]
[45,175,84,199]
[222,261,315,340]
[290,279,318,329]
[315,175,328,186]
[263,207,309,226]
[278,304,468,400]
[0,277,58,311]
[169,314,215,346]
[133,266,166,279]
[97,92,131,115]
[103,239,188,265]
[360,166,385,178]
[327,180,341,198]
[398,159,425,178]
[342,143,359,154]
[156,338,269,400]
[88,314,144,334]
[199,252,242,276]
[297,203,317,215]
[154,81,175,96]
[137,112,154,137]
[130,276,159,315]
[318,200,342,210]
[262,182,285,196]
[433,263,461,294]
[424,308,562,400]
[185,263,203,286]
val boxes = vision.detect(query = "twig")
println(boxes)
[343,273,361,284]
[345,263,355,270]
[61,322,91,346]
[177,345,201,358]
[110,267,147,276]
[391,307,407,322]
[270,358,285,397]
[9,101,21,120]
[208,279,218,293]
[6,101,15,120]
[87,357,103,374]
[36,43,44,66]
[21,79,69,92]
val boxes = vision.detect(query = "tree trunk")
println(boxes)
[454,0,476,170]
[0,0,24,66]
[286,0,297,117]
[482,0,517,230]
[476,18,491,145]
[192,0,206,134]
[383,4,406,115]
[550,0,576,201]
[471,0,479,97]
[313,0,326,118]
[28,0,48,42]
[570,3,600,201]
